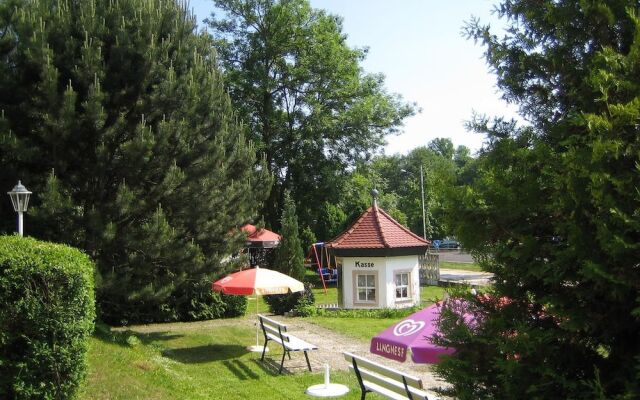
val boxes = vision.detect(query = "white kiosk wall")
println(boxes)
[384,255,421,308]
[341,256,420,309]
[341,257,385,309]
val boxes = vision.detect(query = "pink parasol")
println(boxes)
[370,302,455,364]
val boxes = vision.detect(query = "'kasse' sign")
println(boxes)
[355,261,374,268]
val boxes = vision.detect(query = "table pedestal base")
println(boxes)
[305,383,349,397]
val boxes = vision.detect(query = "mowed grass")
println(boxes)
[313,285,446,307]
[80,284,450,399]
[303,316,400,342]
[306,286,447,341]
[80,319,365,400]
[439,261,483,272]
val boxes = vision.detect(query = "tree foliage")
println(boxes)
[207,0,415,231]
[438,2,640,398]
[309,137,468,242]
[0,0,269,324]
[273,191,304,281]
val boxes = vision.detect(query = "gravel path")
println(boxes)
[279,316,448,391]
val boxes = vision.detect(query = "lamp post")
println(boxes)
[402,167,429,240]
[419,164,427,240]
[8,181,32,236]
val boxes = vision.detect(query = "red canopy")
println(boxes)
[212,266,304,295]
[241,224,281,248]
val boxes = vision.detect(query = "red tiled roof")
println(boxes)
[241,224,281,242]
[241,224,258,235]
[326,205,430,252]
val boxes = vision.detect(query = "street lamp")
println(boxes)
[8,181,32,236]
[402,166,429,240]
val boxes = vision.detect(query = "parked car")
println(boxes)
[439,239,461,249]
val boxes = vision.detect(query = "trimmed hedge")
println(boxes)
[0,236,96,400]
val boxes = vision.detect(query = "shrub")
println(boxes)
[182,278,247,321]
[314,306,422,319]
[0,236,96,400]
[264,283,315,315]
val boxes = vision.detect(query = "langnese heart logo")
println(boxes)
[220,276,233,284]
[393,319,425,337]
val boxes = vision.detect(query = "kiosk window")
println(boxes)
[356,274,376,302]
[395,272,410,299]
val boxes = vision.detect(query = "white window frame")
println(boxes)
[353,271,378,306]
[394,271,411,301]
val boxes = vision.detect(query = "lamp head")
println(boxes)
[8,180,32,213]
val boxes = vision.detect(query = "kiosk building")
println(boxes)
[326,193,430,309]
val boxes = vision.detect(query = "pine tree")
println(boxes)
[0,0,270,323]
[273,192,304,281]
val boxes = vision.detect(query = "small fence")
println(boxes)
[419,252,440,286]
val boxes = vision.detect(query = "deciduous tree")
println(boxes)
[207,0,415,231]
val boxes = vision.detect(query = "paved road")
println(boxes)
[436,249,474,263]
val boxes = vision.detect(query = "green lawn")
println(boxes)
[313,285,446,308]
[306,286,447,341]
[303,316,401,341]
[81,319,365,400]
[81,284,449,399]
[313,286,338,304]
[439,261,483,272]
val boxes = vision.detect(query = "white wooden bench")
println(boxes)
[344,352,437,400]
[258,314,318,374]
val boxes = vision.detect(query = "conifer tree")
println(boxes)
[0,0,270,323]
[439,2,640,398]
[273,192,304,281]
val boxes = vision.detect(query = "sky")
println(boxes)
[189,0,519,155]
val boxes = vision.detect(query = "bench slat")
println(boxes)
[258,314,287,331]
[363,381,425,400]
[261,323,285,338]
[265,332,317,351]
[285,335,318,351]
[344,352,437,400]
[348,366,431,400]
[344,352,422,387]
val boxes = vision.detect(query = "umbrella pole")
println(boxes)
[248,294,268,353]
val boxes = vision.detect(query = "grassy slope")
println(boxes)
[81,272,449,398]
[307,286,447,341]
[439,261,482,272]
[81,321,363,400]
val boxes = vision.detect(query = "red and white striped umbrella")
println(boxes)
[212,266,304,352]
[212,266,304,295]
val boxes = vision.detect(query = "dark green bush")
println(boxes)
[0,236,96,400]
[185,278,247,321]
[264,283,315,315]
